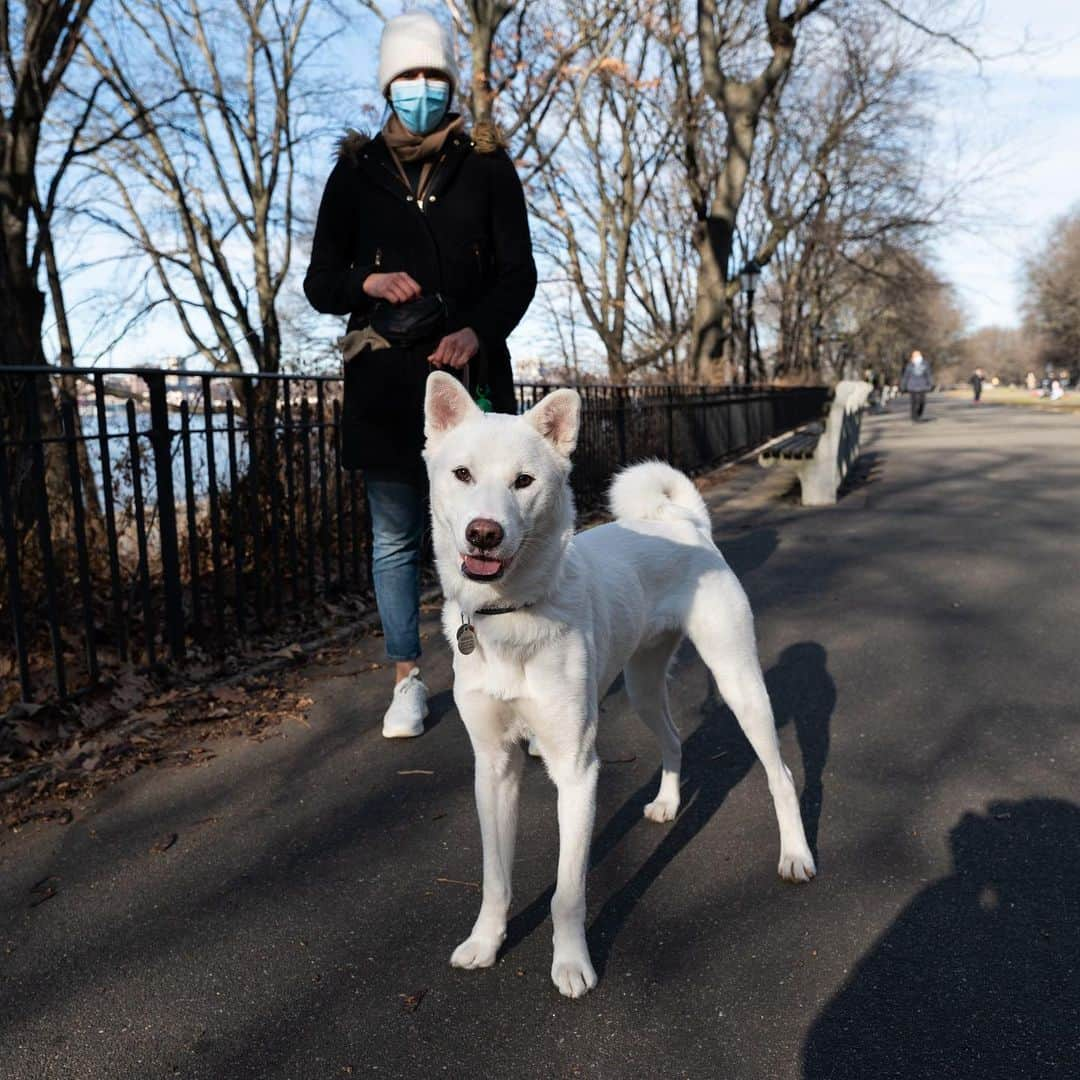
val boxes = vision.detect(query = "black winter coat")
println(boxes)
[303,118,537,475]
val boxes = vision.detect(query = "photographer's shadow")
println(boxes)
[803,797,1080,1079]
[504,641,835,973]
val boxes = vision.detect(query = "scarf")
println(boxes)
[382,112,466,200]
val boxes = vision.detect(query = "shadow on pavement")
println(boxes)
[838,450,885,501]
[802,798,1080,1079]
[503,641,836,974]
[716,526,780,577]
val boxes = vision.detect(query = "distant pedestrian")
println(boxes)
[900,350,933,421]
[868,368,886,411]
[969,367,984,405]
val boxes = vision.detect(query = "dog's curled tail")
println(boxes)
[608,461,711,533]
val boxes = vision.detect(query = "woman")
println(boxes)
[900,349,933,422]
[304,11,537,737]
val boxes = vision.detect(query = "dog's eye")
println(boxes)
[513,474,534,490]
[453,467,472,483]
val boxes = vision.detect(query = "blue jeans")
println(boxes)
[364,470,426,662]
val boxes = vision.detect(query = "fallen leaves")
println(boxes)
[211,686,248,706]
[151,832,178,854]
[2,674,320,830]
[270,643,305,661]
[399,988,428,1013]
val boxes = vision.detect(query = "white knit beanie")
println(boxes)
[378,12,457,97]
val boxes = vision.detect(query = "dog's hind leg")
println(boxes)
[451,692,525,970]
[687,588,817,883]
[625,632,683,823]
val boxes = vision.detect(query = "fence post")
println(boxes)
[666,386,675,462]
[615,387,628,466]
[25,378,67,699]
[146,372,186,660]
[94,373,128,660]
[0,420,32,701]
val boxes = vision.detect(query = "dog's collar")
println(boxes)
[456,602,534,655]
[474,602,534,616]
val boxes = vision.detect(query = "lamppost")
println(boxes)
[739,259,761,384]
[812,320,849,378]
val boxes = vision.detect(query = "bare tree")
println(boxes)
[1022,206,1080,381]
[1,1,95,371]
[959,325,1039,387]
[79,0,329,373]
[444,0,514,124]
[686,0,828,375]
[752,12,941,378]
[1,0,98,529]
[528,2,687,380]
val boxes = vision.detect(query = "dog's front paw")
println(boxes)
[450,935,502,970]
[643,795,679,823]
[778,848,817,883]
[551,953,598,998]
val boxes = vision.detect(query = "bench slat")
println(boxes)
[761,429,821,461]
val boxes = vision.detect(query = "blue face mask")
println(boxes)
[390,76,450,135]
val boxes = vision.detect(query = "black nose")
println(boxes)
[466,518,503,550]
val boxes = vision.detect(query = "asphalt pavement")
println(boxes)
[1,397,1078,1079]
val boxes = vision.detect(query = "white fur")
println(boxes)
[608,459,711,533]
[423,372,816,999]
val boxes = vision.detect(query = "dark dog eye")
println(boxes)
[453,467,472,483]
[513,474,534,489]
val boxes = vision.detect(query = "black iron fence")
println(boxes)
[0,366,828,705]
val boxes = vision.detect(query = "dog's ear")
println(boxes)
[524,388,580,457]
[425,371,482,446]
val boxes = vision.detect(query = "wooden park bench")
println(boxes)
[759,380,872,506]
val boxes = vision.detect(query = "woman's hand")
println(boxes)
[363,271,422,304]
[428,328,480,370]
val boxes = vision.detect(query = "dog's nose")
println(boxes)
[466,518,503,550]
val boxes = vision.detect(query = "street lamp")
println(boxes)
[739,259,761,384]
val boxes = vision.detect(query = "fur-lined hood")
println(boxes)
[337,119,506,165]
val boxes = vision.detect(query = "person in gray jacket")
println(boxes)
[901,350,933,421]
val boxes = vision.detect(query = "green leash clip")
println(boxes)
[475,384,493,413]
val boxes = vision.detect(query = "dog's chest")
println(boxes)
[455,642,532,701]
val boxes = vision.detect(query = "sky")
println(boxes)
[929,0,1080,328]
[45,0,1080,368]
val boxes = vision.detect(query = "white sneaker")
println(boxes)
[382,668,429,738]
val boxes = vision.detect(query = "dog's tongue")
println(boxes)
[463,554,502,578]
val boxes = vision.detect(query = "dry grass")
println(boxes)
[943,388,1080,413]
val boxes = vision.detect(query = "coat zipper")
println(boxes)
[416,154,447,213]
[374,149,447,289]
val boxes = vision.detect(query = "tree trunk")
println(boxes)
[0,278,68,537]
[469,20,497,124]
[690,215,735,378]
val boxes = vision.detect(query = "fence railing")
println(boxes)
[0,366,828,706]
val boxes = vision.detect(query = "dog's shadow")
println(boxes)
[503,641,835,975]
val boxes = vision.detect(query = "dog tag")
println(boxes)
[456,621,477,655]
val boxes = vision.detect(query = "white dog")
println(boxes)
[423,372,816,998]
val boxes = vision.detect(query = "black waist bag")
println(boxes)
[370,293,448,347]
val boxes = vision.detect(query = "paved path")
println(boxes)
[2,398,1078,1079]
